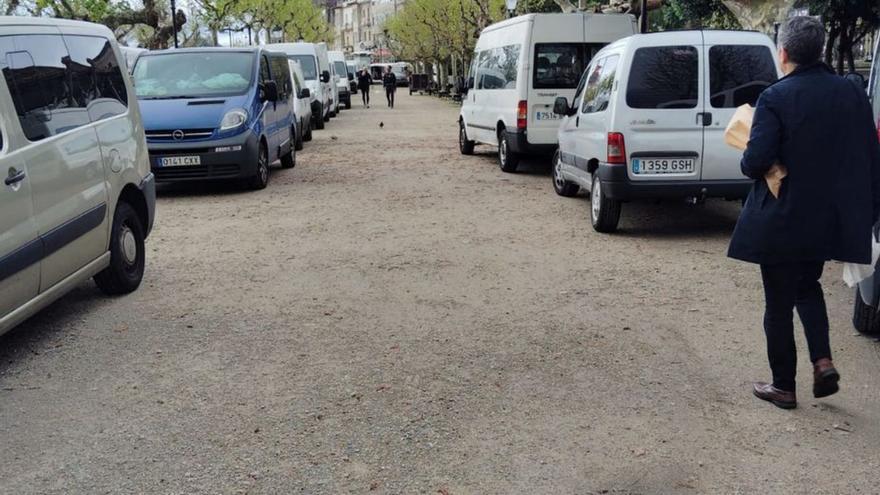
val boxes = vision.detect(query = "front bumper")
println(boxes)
[139,172,156,237]
[597,163,752,201]
[147,131,260,183]
[506,128,556,156]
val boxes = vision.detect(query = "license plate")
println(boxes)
[632,157,695,174]
[158,156,201,167]
[535,111,559,121]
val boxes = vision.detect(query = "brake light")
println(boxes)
[607,132,626,165]
[517,100,527,129]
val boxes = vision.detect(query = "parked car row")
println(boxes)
[0,17,362,337]
[458,13,780,233]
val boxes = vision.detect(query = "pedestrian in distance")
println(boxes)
[383,65,397,108]
[728,16,880,410]
[357,67,372,108]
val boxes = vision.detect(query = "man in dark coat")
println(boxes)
[383,66,397,108]
[729,16,880,409]
[357,68,372,108]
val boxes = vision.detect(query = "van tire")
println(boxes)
[316,104,326,129]
[552,150,579,197]
[590,174,621,233]
[498,129,520,173]
[294,122,304,151]
[249,142,270,190]
[459,121,475,155]
[305,120,313,141]
[94,202,145,295]
[853,286,880,335]
[345,99,352,110]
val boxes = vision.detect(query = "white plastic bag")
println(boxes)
[843,234,880,287]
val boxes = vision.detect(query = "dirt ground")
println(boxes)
[2,90,880,494]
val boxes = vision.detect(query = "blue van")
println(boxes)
[132,47,297,190]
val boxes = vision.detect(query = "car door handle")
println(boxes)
[5,168,25,186]
[696,112,712,126]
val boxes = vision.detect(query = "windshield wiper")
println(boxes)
[139,95,202,100]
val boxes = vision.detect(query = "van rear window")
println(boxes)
[626,46,699,109]
[709,45,777,108]
[533,43,604,89]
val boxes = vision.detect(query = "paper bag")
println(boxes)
[724,104,787,198]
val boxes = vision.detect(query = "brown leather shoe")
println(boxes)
[813,358,840,398]
[753,382,797,409]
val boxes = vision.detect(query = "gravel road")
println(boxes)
[1,91,879,494]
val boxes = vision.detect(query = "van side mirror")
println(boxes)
[299,88,310,99]
[262,80,279,102]
[347,73,354,81]
[553,96,571,116]
[467,76,474,90]
[321,70,331,83]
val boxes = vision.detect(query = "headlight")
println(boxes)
[219,108,247,131]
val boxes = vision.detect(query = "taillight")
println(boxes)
[607,132,626,165]
[517,100,527,129]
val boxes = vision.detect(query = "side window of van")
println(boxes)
[534,43,603,90]
[63,35,129,122]
[0,34,90,141]
[476,45,520,90]
[582,55,619,114]
[708,45,777,108]
[626,46,699,109]
[271,56,292,98]
[260,55,271,83]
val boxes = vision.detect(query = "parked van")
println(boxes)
[288,59,314,149]
[266,42,333,127]
[133,47,297,190]
[120,46,147,71]
[0,17,155,336]
[551,31,780,232]
[458,13,637,172]
[329,51,353,110]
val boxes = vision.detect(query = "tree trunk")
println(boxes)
[825,24,839,67]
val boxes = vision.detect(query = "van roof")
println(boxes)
[140,46,260,56]
[481,12,634,35]
[265,42,320,55]
[0,15,113,35]
[599,29,772,53]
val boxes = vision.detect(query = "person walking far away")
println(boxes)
[728,16,880,410]
[357,67,372,108]
[383,65,397,108]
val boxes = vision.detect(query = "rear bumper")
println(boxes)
[147,131,260,183]
[138,172,156,237]
[597,163,752,201]
[506,128,556,156]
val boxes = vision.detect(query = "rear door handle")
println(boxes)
[697,112,712,126]
[5,168,25,186]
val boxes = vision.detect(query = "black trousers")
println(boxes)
[361,87,369,105]
[385,87,395,107]
[759,261,832,392]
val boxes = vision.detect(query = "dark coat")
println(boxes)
[357,72,372,90]
[382,72,397,89]
[728,63,880,265]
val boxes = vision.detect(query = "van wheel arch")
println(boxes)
[117,185,149,240]
[587,158,599,175]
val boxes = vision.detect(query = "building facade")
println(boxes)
[331,0,403,55]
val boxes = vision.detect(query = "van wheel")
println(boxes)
[459,121,475,155]
[316,105,326,129]
[345,99,352,110]
[853,286,880,335]
[498,129,520,173]
[249,142,270,189]
[294,122,304,151]
[590,174,621,233]
[305,120,313,141]
[94,202,145,295]
[552,150,579,197]
[281,136,296,169]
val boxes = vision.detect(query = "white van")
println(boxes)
[551,31,780,232]
[288,60,314,149]
[329,50,352,110]
[0,17,155,336]
[458,13,637,172]
[266,42,334,128]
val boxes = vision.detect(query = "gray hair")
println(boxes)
[778,16,825,66]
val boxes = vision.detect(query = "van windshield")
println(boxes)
[133,52,254,99]
[291,55,318,80]
[334,61,348,78]
[533,43,604,89]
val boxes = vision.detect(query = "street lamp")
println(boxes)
[170,0,179,48]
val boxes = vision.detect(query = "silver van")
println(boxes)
[0,17,155,336]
